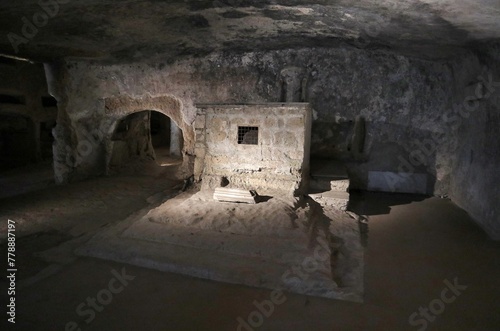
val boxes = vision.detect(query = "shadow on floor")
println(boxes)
[0,160,55,200]
[347,190,430,216]
[345,190,431,248]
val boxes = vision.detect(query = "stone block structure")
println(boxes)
[194,103,312,195]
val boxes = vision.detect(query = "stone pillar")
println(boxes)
[350,116,366,160]
[170,120,182,157]
[44,62,72,184]
[280,67,307,102]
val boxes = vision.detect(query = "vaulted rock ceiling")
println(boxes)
[1,0,499,62]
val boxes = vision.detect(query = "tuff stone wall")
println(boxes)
[194,104,312,195]
[43,45,499,238]
[46,47,456,187]
[447,48,500,240]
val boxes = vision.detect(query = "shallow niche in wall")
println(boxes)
[0,114,37,170]
[40,120,55,160]
[110,110,183,171]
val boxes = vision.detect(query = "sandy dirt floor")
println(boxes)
[75,188,363,301]
[0,163,500,330]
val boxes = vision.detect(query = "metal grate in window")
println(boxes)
[238,126,259,145]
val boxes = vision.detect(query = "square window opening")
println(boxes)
[238,126,259,145]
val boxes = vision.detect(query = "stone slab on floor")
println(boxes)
[123,220,308,265]
[213,187,257,204]
[310,191,350,210]
[75,190,364,302]
[367,171,428,194]
[77,226,353,301]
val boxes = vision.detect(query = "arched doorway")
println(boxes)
[150,110,183,166]
[109,110,183,173]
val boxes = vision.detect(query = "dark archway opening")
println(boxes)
[0,114,37,171]
[40,120,56,161]
[110,110,183,174]
[150,110,183,166]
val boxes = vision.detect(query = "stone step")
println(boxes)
[122,218,311,265]
[310,178,350,193]
[75,226,358,301]
[309,159,350,194]
[309,191,350,210]
[330,179,350,192]
[310,159,348,179]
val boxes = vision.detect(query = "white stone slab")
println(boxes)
[367,171,427,194]
[213,187,257,204]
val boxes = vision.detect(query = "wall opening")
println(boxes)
[0,114,37,171]
[109,110,183,173]
[41,96,57,107]
[40,120,55,160]
[237,126,259,145]
[0,94,25,105]
[150,110,183,166]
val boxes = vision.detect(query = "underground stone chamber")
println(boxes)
[0,2,499,329]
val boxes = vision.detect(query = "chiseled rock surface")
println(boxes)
[43,43,500,239]
[1,0,500,62]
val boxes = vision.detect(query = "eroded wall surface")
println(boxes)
[45,45,499,238]
[194,104,312,195]
[447,48,500,240]
[47,47,455,186]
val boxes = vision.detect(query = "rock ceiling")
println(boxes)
[0,0,499,63]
